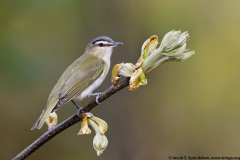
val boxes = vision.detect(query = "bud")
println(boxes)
[90,116,108,135]
[78,113,92,135]
[160,30,189,52]
[159,30,195,61]
[136,35,160,70]
[169,50,195,61]
[111,63,136,85]
[111,64,122,85]
[93,133,108,156]
[162,42,187,57]
[88,118,109,156]
[141,31,195,74]
[77,113,109,156]
[45,112,58,130]
[111,30,194,91]
[140,35,159,60]
[129,67,147,91]
[119,63,136,77]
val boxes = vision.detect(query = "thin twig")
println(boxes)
[13,77,130,160]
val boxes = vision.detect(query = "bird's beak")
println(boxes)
[113,42,123,47]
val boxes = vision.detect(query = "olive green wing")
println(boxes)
[57,57,105,106]
[31,55,105,130]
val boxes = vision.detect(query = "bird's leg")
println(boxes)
[90,92,102,104]
[71,100,83,117]
[71,100,81,109]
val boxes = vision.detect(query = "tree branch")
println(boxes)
[13,77,130,160]
[13,30,195,160]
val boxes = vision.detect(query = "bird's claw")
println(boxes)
[90,92,102,104]
[77,108,82,117]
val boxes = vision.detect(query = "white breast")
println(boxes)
[76,49,112,100]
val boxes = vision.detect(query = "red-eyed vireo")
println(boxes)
[31,36,123,130]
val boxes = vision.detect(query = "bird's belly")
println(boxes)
[76,71,108,101]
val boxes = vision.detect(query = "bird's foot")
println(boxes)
[77,108,82,117]
[90,92,103,104]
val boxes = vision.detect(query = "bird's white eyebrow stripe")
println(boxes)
[95,41,110,44]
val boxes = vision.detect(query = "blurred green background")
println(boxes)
[1,0,240,159]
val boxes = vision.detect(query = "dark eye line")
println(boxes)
[98,43,112,47]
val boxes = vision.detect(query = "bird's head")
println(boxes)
[86,36,123,59]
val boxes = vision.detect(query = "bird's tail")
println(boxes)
[31,100,59,130]
[31,108,52,130]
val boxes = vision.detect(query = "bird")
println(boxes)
[31,36,123,130]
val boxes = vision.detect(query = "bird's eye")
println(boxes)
[99,43,104,47]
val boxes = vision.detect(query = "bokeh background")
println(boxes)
[1,0,240,159]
